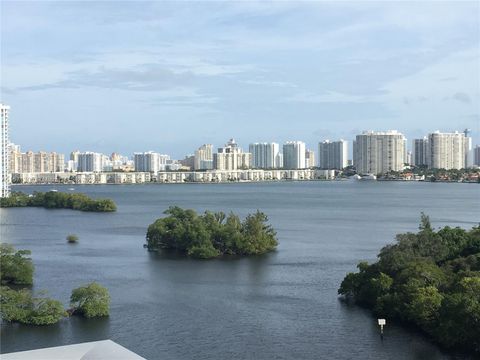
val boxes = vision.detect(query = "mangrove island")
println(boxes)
[0,244,110,325]
[338,214,480,354]
[0,191,117,212]
[146,206,278,259]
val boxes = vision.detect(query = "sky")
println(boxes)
[1,1,479,159]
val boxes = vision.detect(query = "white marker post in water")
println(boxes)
[378,319,386,339]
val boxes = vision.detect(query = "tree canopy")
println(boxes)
[0,287,66,325]
[146,206,278,259]
[70,282,110,318]
[0,191,117,212]
[338,214,480,354]
[0,244,111,325]
[0,243,34,285]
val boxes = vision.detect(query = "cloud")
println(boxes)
[287,91,372,104]
[451,92,472,104]
[3,59,254,93]
[146,87,219,106]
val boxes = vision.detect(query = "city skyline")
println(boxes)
[1,1,479,158]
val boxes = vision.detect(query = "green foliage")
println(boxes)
[0,286,66,325]
[0,191,116,212]
[70,282,110,318]
[146,206,278,259]
[0,244,34,285]
[338,216,480,354]
[66,234,79,243]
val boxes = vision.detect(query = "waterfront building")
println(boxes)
[464,129,473,168]
[305,149,315,168]
[134,151,170,172]
[9,146,64,173]
[214,138,251,171]
[406,151,412,166]
[70,150,80,171]
[1,103,10,197]
[8,143,21,173]
[77,152,104,172]
[318,140,348,170]
[180,155,195,170]
[413,137,429,167]
[474,145,480,167]
[155,169,336,183]
[249,142,280,169]
[427,131,465,170]
[194,144,213,170]
[353,130,406,175]
[283,141,306,169]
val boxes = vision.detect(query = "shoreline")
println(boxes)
[10,178,479,186]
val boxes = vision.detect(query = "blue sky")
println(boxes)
[1,1,479,158]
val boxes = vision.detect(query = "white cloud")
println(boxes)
[287,90,372,104]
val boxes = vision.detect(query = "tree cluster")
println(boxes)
[146,206,278,259]
[0,244,110,325]
[338,214,480,353]
[0,191,117,212]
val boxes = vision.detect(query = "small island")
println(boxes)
[0,244,110,325]
[0,191,117,212]
[338,214,480,354]
[146,206,278,259]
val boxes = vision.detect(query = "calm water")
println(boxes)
[1,181,479,359]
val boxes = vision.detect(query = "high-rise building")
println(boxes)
[249,142,280,169]
[180,155,195,170]
[413,137,429,167]
[427,131,466,170]
[77,152,104,172]
[305,149,315,168]
[464,129,473,168]
[134,151,170,172]
[353,131,406,175]
[318,140,348,170]
[214,139,251,171]
[474,145,480,167]
[194,144,213,170]
[1,104,10,197]
[8,143,21,174]
[9,147,64,173]
[283,141,306,169]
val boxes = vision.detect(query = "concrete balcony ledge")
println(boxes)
[1,340,146,360]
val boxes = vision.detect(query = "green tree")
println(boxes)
[0,244,34,285]
[146,207,278,259]
[339,215,480,354]
[70,282,110,318]
[0,287,66,325]
[66,234,79,243]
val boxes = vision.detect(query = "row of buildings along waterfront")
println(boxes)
[413,130,471,170]
[1,103,480,193]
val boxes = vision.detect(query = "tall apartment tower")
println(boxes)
[194,144,213,170]
[305,149,315,168]
[1,104,10,198]
[77,152,104,172]
[134,151,170,172]
[474,145,480,167]
[413,137,429,166]
[464,129,473,168]
[353,130,406,175]
[214,138,251,171]
[283,141,306,169]
[318,140,348,169]
[249,142,280,169]
[427,131,466,170]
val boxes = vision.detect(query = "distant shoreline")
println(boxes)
[10,179,479,186]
